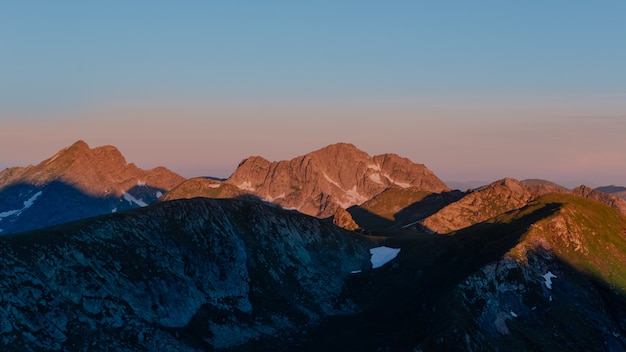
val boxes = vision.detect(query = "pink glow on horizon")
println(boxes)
[1,96,625,188]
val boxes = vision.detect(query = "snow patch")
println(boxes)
[350,270,362,274]
[23,191,43,208]
[208,183,221,189]
[45,151,62,165]
[112,208,117,213]
[0,191,43,220]
[266,192,286,202]
[155,191,163,198]
[238,181,255,191]
[122,192,148,207]
[369,173,383,184]
[370,246,401,269]
[510,310,518,318]
[137,181,146,187]
[0,209,20,219]
[383,174,411,188]
[394,181,411,188]
[324,172,367,208]
[543,271,557,289]
[345,186,368,205]
[367,164,381,171]
[323,172,343,189]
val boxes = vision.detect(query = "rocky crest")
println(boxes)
[417,178,624,234]
[572,185,626,215]
[0,140,185,234]
[0,140,183,197]
[332,206,359,231]
[224,143,449,218]
[418,178,549,234]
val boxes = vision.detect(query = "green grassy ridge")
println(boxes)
[446,192,626,294]
[161,177,245,201]
[358,187,431,221]
[372,194,626,350]
[510,193,626,294]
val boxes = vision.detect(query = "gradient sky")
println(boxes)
[1,1,625,187]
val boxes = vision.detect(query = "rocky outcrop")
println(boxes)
[225,143,449,218]
[0,140,185,234]
[419,178,536,233]
[332,206,359,231]
[418,178,574,234]
[572,185,626,215]
[0,198,371,351]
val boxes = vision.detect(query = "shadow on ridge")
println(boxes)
[0,181,168,235]
[296,201,563,351]
[345,190,466,234]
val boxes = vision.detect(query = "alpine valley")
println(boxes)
[2,141,626,351]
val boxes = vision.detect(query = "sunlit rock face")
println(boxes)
[224,143,449,218]
[0,140,185,234]
[0,198,370,351]
[418,178,626,234]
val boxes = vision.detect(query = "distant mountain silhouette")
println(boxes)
[596,185,626,201]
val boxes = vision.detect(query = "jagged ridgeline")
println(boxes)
[3,141,626,351]
[164,142,449,219]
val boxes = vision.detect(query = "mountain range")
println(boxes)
[165,142,449,218]
[2,140,626,351]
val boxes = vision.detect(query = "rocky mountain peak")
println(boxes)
[2,141,184,197]
[0,141,185,234]
[224,143,449,218]
[419,178,536,234]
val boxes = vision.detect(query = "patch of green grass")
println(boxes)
[360,187,431,221]
[496,193,626,294]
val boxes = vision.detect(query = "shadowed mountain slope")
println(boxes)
[2,193,626,350]
[414,194,626,350]
[0,197,371,351]
[0,140,185,234]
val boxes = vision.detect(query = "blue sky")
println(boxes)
[1,1,625,187]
